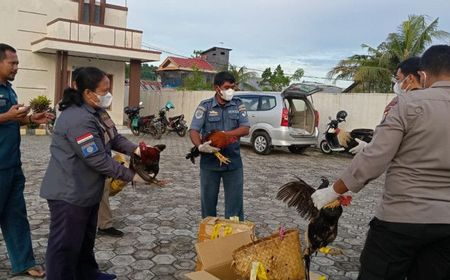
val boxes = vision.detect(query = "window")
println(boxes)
[80,0,104,24]
[259,96,276,111]
[239,96,259,111]
[285,98,306,113]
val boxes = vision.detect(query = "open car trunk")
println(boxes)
[281,84,319,137]
[284,97,316,135]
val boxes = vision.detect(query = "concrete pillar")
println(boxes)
[129,59,141,107]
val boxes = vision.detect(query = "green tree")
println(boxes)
[385,15,450,65]
[191,50,204,58]
[228,65,257,91]
[181,67,212,90]
[291,68,305,81]
[329,15,449,93]
[125,63,158,80]
[259,65,290,91]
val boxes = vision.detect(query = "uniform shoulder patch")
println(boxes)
[81,141,98,157]
[195,107,205,119]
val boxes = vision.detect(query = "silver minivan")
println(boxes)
[235,84,319,155]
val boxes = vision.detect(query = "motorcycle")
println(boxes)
[319,110,374,154]
[157,101,188,137]
[124,102,163,139]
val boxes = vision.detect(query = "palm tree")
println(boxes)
[228,65,258,91]
[329,15,450,93]
[386,15,450,66]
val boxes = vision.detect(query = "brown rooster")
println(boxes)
[276,177,352,280]
[186,130,237,165]
[130,142,166,186]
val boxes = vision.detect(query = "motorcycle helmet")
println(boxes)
[165,100,175,110]
[336,110,348,122]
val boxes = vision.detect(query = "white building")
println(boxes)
[0,0,160,124]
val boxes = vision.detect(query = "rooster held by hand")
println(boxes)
[186,130,237,165]
[276,177,352,280]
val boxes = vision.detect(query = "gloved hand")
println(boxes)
[198,141,220,154]
[132,173,147,184]
[311,185,341,209]
[349,138,368,154]
[134,146,141,157]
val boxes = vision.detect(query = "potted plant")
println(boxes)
[28,95,52,134]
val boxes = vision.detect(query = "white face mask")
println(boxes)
[393,81,405,95]
[94,92,113,108]
[220,88,235,101]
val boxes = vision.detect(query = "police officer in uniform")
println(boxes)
[0,43,50,277]
[350,56,422,154]
[40,67,145,280]
[312,45,450,280]
[189,71,250,221]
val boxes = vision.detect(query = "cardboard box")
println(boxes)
[186,230,325,280]
[186,231,253,280]
[196,217,256,271]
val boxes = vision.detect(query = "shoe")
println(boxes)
[96,271,117,280]
[12,266,45,278]
[97,227,124,237]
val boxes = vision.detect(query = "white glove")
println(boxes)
[349,138,368,154]
[198,141,220,154]
[311,185,340,209]
[134,147,141,156]
[132,173,146,184]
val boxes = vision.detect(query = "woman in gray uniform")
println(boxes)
[40,67,144,280]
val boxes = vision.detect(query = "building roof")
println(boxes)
[157,56,216,73]
[201,47,232,54]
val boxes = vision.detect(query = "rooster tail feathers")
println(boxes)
[317,177,330,190]
[185,146,200,165]
[154,144,166,152]
[276,179,318,220]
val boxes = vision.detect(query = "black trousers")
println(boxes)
[46,200,100,280]
[358,217,450,280]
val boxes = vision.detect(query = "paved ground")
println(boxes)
[1,133,384,279]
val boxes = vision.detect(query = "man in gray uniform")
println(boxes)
[312,45,450,279]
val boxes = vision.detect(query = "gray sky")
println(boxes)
[111,0,450,87]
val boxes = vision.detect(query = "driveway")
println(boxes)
[0,134,384,279]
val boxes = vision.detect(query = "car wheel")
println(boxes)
[320,140,332,154]
[288,146,308,154]
[252,132,272,155]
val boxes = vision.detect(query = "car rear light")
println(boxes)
[314,110,319,127]
[281,108,289,127]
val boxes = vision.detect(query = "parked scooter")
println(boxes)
[319,110,374,154]
[124,102,163,139]
[158,101,188,137]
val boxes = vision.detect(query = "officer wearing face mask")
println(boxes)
[189,71,250,221]
[350,57,422,154]
[312,45,450,280]
[40,67,146,280]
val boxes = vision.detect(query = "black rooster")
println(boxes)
[276,177,351,280]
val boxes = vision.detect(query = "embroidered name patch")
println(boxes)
[81,142,98,157]
[76,133,94,145]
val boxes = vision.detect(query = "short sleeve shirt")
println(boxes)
[190,96,250,171]
[0,82,21,170]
